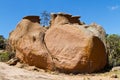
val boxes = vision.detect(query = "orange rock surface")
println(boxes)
[9,16,54,70]
[9,13,107,73]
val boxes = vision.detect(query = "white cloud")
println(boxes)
[110,5,119,10]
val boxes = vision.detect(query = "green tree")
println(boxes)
[0,35,6,49]
[106,34,120,67]
[40,11,50,27]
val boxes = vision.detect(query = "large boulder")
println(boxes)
[9,16,54,70]
[9,13,107,73]
[45,13,107,73]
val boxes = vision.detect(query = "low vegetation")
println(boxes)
[0,35,15,62]
[0,35,6,49]
[106,34,120,67]
[0,52,9,62]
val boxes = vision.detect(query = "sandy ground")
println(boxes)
[0,62,119,80]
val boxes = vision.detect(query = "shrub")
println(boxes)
[0,35,6,50]
[106,34,120,67]
[0,52,9,62]
[0,51,15,62]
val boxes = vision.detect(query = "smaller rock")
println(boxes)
[7,57,19,65]
[110,74,118,78]
[15,62,24,68]
[50,71,59,75]
[24,66,40,72]
[111,66,120,71]
[38,69,45,73]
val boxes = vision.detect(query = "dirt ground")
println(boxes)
[0,62,119,80]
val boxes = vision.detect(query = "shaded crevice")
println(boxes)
[32,36,36,42]
[42,31,57,71]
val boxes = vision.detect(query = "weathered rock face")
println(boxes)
[45,13,107,73]
[87,23,106,46]
[9,13,107,73]
[50,13,82,27]
[9,16,54,70]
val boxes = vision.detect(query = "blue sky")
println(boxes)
[0,0,120,38]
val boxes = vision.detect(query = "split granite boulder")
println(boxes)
[9,13,107,73]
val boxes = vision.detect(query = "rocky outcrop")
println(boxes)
[9,13,107,73]
[9,16,54,70]
[45,13,107,73]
